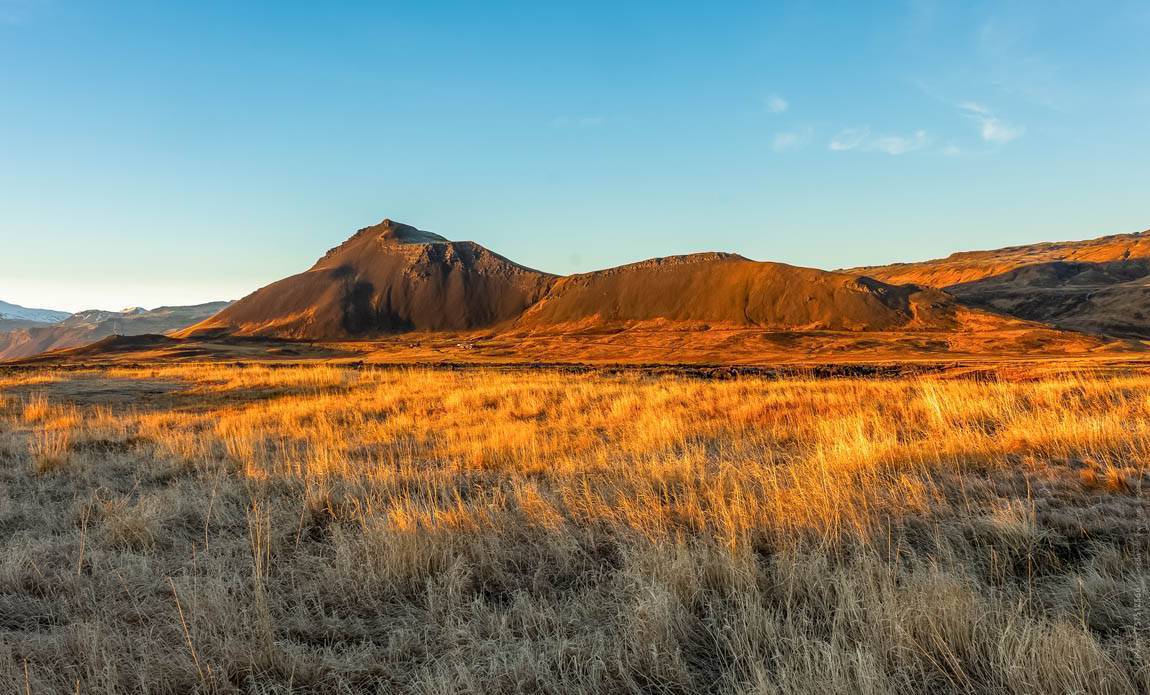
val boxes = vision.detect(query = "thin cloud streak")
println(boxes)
[959,102,1024,143]
[829,127,931,155]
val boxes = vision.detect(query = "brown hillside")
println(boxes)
[849,229,1150,337]
[0,318,52,333]
[518,253,979,332]
[176,217,1110,357]
[182,219,557,339]
[851,229,1150,287]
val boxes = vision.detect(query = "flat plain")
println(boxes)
[1,361,1147,693]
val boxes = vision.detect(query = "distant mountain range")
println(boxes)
[181,219,1018,340]
[8,219,1150,363]
[0,300,70,325]
[0,302,231,360]
[176,218,1120,363]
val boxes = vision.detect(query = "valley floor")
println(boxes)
[0,362,1147,693]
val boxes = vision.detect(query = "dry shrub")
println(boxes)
[96,495,163,550]
[30,425,71,474]
[22,392,51,423]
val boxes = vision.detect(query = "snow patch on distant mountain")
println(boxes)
[0,300,70,324]
[0,301,232,360]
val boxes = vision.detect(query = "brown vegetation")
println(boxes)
[13,324,1114,368]
[1,363,1147,693]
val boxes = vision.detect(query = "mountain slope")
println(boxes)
[849,229,1150,337]
[517,253,974,331]
[0,318,53,333]
[0,302,230,360]
[851,229,1150,286]
[182,218,1067,348]
[0,300,69,324]
[180,219,558,338]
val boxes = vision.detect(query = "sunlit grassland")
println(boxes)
[0,364,1147,693]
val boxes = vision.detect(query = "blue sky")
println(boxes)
[1,1,1148,311]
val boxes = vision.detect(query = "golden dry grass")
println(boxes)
[0,363,1147,693]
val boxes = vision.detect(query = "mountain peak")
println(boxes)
[362,219,448,245]
[186,218,556,338]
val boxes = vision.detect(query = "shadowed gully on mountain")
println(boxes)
[852,229,1150,337]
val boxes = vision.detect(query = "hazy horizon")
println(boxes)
[3,1,1148,312]
[4,216,1150,315]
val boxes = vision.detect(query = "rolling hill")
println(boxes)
[850,229,1150,337]
[516,253,966,332]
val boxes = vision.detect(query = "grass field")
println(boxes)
[1,363,1147,693]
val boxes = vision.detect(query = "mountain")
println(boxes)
[1,318,56,333]
[181,219,557,338]
[516,253,968,332]
[181,218,1051,344]
[0,302,230,360]
[0,300,69,324]
[850,229,1150,337]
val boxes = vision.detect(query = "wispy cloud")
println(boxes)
[764,94,789,114]
[958,102,1024,143]
[975,18,1070,112]
[872,130,930,154]
[828,127,931,155]
[771,126,812,152]
[828,128,869,151]
[550,116,606,129]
